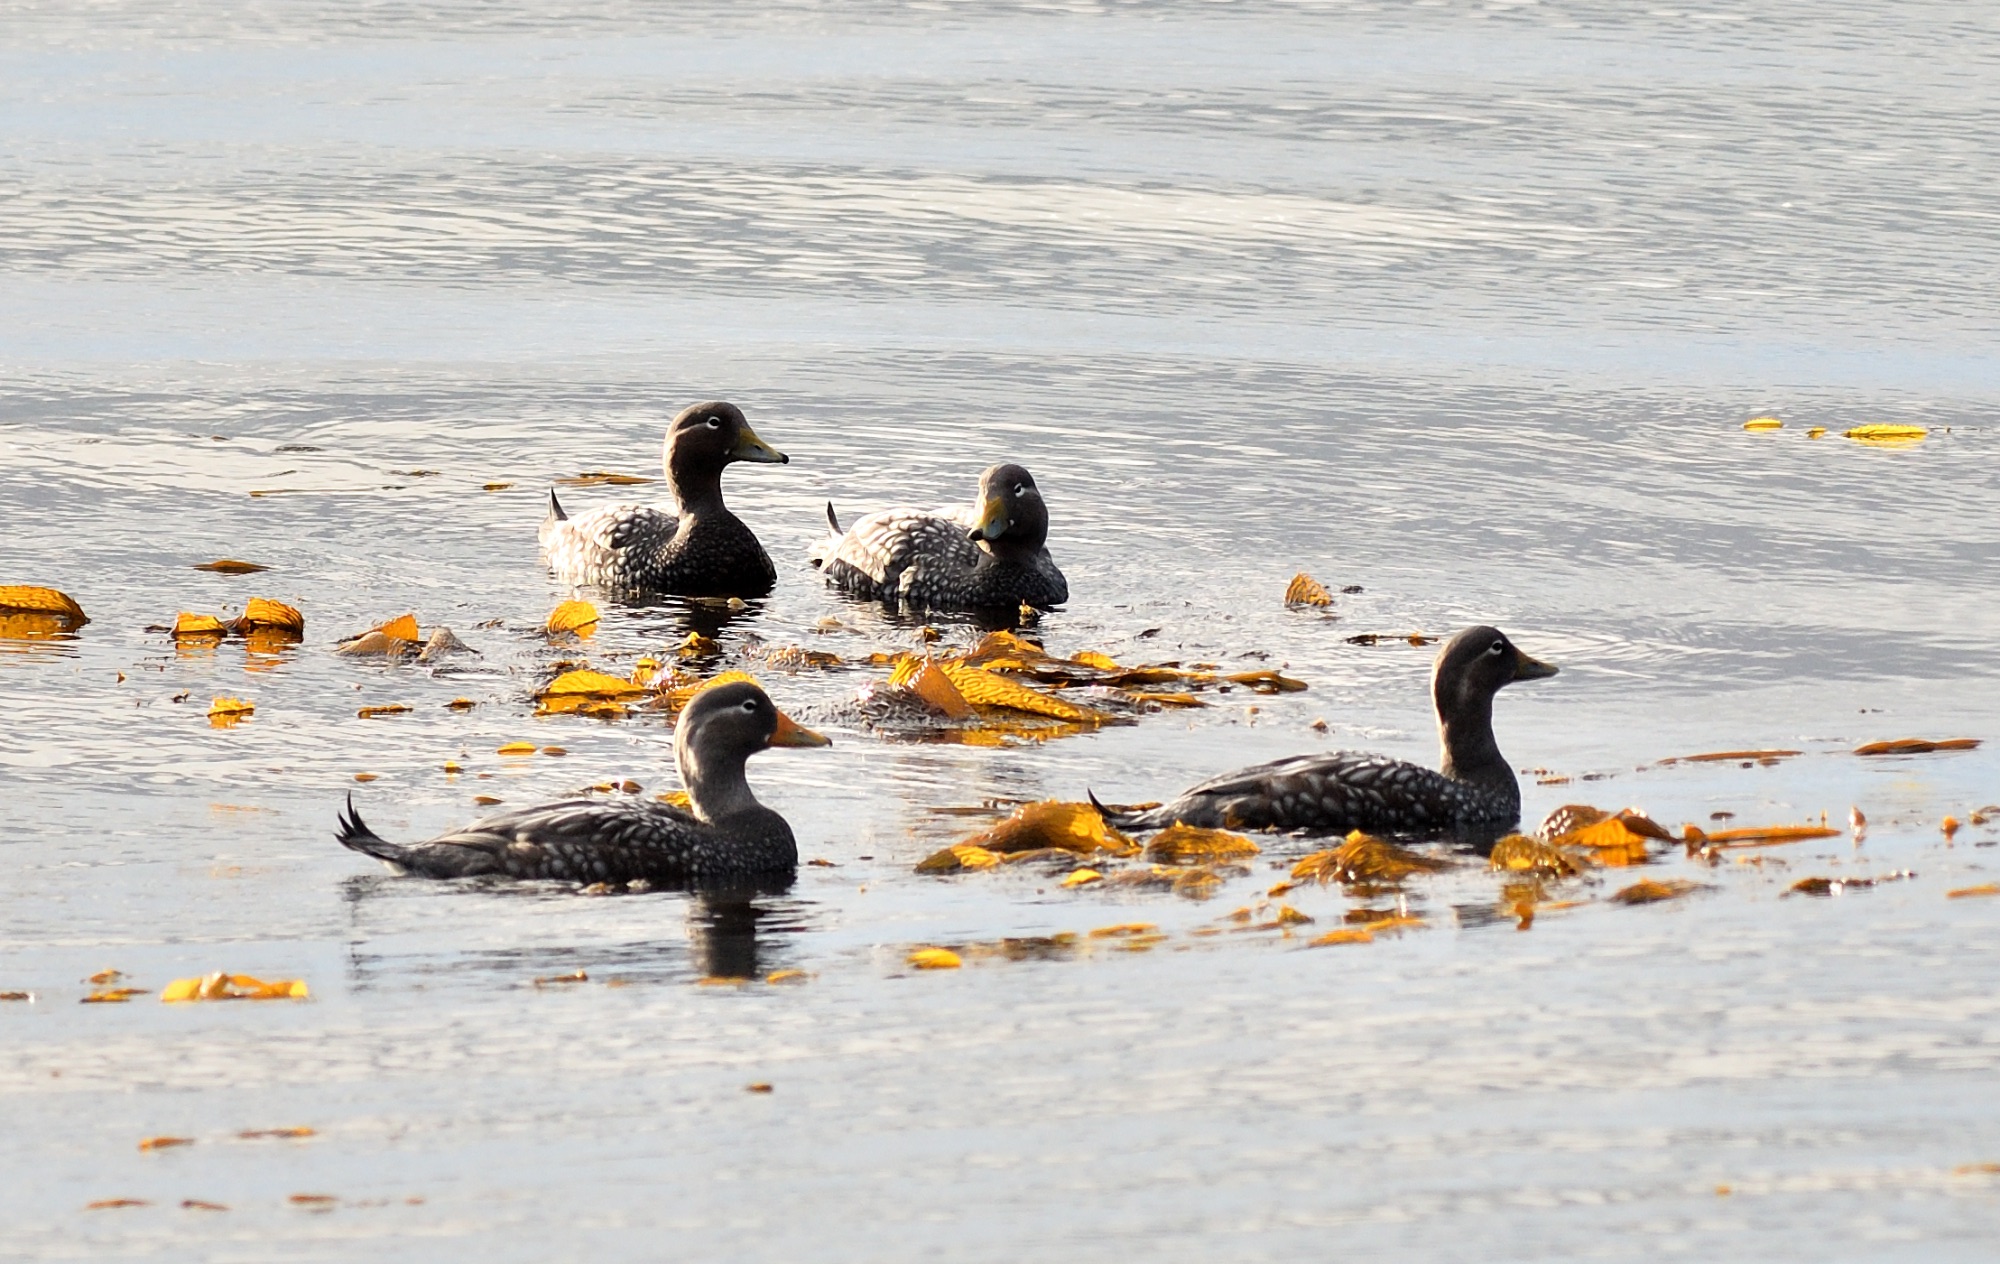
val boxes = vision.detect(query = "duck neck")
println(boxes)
[1437,694,1513,793]
[677,743,761,824]
[667,451,727,519]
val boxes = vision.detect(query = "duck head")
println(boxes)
[663,401,788,508]
[1432,625,1557,785]
[965,463,1051,554]
[674,680,828,823]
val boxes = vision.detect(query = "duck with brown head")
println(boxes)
[810,462,1069,612]
[335,682,829,886]
[540,401,788,597]
[1099,627,1557,835]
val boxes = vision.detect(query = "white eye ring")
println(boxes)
[1488,640,1506,655]
[705,416,723,429]
[740,697,759,712]
[1012,483,1026,496]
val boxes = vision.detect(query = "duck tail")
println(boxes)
[808,502,843,571]
[336,793,410,870]
[1087,789,1135,830]
[824,502,842,535]
[547,489,568,522]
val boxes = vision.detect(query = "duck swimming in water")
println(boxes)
[1100,626,1557,835]
[810,463,1069,611]
[336,682,829,885]
[540,401,787,597]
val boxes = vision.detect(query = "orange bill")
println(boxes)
[770,710,831,748]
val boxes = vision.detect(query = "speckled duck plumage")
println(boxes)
[336,682,829,885]
[540,401,786,597]
[810,463,1069,611]
[1106,626,1557,835]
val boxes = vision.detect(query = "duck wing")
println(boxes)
[338,796,712,883]
[540,502,683,590]
[820,508,982,601]
[1117,751,1495,835]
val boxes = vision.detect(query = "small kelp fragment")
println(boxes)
[546,600,600,636]
[1742,416,1783,431]
[1556,816,1665,866]
[0,585,89,627]
[1285,573,1334,608]
[956,799,1136,856]
[906,947,962,970]
[1854,737,1980,756]
[1121,689,1205,708]
[1489,833,1584,876]
[1308,927,1377,946]
[1661,748,1801,765]
[538,669,650,701]
[415,626,476,662]
[138,1136,194,1151]
[766,969,810,984]
[1786,871,1914,898]
[1610,879,1706,905]
[1087,922,1159,939]
[556,471,654,486]
[936,660,1102,722]
[1843,424,1927,444]
[1061,868,1103,887]
[371,613,420,643]
[1223,669,1308,693]
[914,844,1004,873]
[160,972,308,1001]
[658,670,763,713]
[207,697,254,727]
[355,704,410,719]
[1144,822,1260,865]
[1291,831,1454,885]
[1683,822,1840,848]
[761,645,843,671]
[497,741,538,755]
[334,630,413,657]
[194,559,267,574]
[173,612,228,638]
[229,597,304,638]
[886,655,974,720]
[1948,884,2000,899]
[82,987,146,1003]
[87,1199,151,1209]
[676,631,719,658]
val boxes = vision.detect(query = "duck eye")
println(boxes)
[739,697,759,712]
[1488,640,1506,656]
[1012,483,1026,497]
[705,416,723,429]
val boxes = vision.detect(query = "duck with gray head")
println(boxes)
[810,462,1069,612]
[336,682,829,886]
[1098,626,1557,835]
[540,400,788,597]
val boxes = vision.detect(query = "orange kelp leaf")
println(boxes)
[1308,928,1376,947]
[936,661,1101,721]
[1554,817,1660,866]
[373,613,421,642]
[1610,879,1705,905]
[1662,748,1801,764]
[82,987,145,1002]
[194,559,267,574]
[1854,737,1980,756]
[887,655,974,720]
[0,585,89,627]
[958,799,1136,856]
[1285,573,1334,607]
[907,948,962,970]
[537,669,650,701]
[1682,823,1840,847]
[1061,868,1103,887]
[238,1125,317,1140]
[1948,885,2000,899]
[1121,689,1205,708]
[1072,650,1120,671]
[1844,424,1927,444]
[207,697,254,727]
[1145,823,1261,864]
[1087,923,1159,938]
[1489,833,1584,876]
[957,629,1054,666]
[556,471,654,487]
[232,597,304,637]
[914,844,1004,873]
[334,630,414,657]
[138,1136,194,1151]
[160,972,308,1002]
[87,1199,151,1209]
[1291,831,1454,885]
[496,741,538,755]
[356,704,410,719]
[1223,669,1308,693]
[173,612,227,638]
[546,600,599,636]
[1741,416,1783,431]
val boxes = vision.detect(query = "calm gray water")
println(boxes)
[4,2,1999,1259]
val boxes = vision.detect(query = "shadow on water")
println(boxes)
[335,872,808,989]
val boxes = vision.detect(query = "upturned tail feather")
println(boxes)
[336,793,405,864]
[1087,789,1140,830]
[547,489,568,522]
[824,502,842,534]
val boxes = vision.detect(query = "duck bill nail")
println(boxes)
[1513,654,1559,681]
[968,494,1009,540]
[770,712,832,747]
[732,427,789,464]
